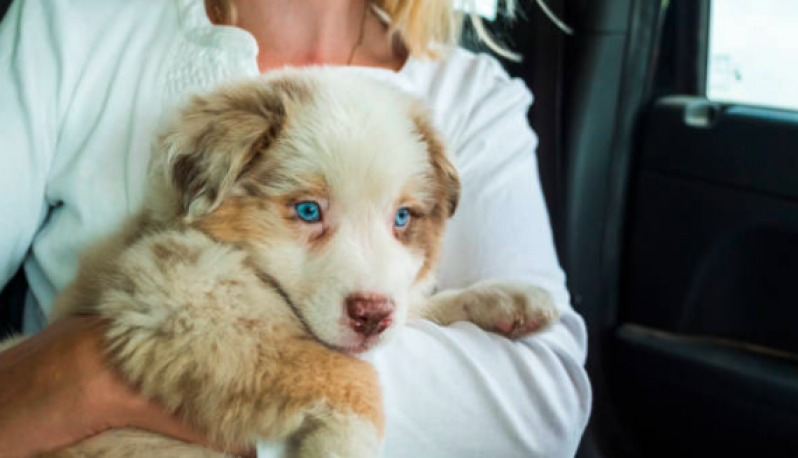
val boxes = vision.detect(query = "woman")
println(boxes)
[0,0,591,456]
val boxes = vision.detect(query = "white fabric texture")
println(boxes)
[0,0,592,456]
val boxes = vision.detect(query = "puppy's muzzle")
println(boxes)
[345,293,394,337]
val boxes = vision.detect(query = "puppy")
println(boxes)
[9,68,558,457]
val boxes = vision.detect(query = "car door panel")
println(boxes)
[615,96,798,457]
[613,324,798,457]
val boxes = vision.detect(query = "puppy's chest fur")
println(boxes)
[49,216,384,456]
[58,220,304,343]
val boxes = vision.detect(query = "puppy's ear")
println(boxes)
[160,78,309,220]
[412,107,460,217]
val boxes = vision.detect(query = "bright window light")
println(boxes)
[454,0,499,20]
[707,0,798,111]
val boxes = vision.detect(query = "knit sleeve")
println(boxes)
[0,0,62,291]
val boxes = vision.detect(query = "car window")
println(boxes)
[707,0,798,111]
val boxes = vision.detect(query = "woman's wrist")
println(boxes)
[0,317,114,456]
[0,317,254,457]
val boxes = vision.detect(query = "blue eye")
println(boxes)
[295,202,321,222]
[394,208,410,228]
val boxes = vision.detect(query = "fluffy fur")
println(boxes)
[7,67,558,457]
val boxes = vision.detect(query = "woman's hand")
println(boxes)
[0,316,254,458]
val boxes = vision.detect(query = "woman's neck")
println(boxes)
[210,0,406,72]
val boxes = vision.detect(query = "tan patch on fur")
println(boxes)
[412,108,460,217]
[408,108,461,283]
[306,226,336,251]
[273,340,385,436]
[150,239,201,266]
[161,76,314,220]
[195,197,270,244]
[270,77,313,104]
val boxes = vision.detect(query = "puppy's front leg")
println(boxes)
[276,340,384,458]
[423,280,559,339]
[294,411,381,458]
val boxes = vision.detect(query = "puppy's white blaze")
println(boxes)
[335,218,423,297]
[297,217,423,348]
[283,75,431,200]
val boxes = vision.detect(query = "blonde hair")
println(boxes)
[376,0,519,60]
[207,0,521,60]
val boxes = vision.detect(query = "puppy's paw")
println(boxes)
[294,413,381,458]
[431,280,559,339]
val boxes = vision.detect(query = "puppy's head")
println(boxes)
[155,68,459,353]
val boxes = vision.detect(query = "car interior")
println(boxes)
[2,1,796,456]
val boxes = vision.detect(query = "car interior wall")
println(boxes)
[546,1,668,456]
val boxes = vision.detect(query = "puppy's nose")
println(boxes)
[345,293,394,337]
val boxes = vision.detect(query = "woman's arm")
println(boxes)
[382,63,590,455]
[264,58,590,457]
[0,317,245,457]
[0,4,98,453]
[372,88,591,455]
[0,0,54,289]
[0,3,250,456]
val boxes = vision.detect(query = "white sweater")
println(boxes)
[0,0,592,456]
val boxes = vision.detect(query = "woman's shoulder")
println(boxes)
[7,0,177,43]
[404,46,535,151]
[407,46,533,107]
[3,0,185,97]
[420,46,511,81]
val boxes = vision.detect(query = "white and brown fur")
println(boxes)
[6,68,558,457]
